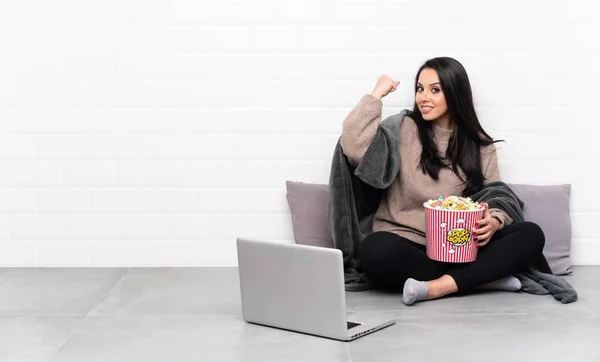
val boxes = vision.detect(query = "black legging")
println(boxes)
[360,221,549,292]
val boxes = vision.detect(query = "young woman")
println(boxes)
[340,57,548,305]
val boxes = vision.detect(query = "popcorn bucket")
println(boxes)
[423,203,485,263]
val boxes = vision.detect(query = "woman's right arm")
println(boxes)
[341,94,383,166]
[341,75,400,166]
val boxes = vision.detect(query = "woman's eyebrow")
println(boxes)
[417,82,441,87]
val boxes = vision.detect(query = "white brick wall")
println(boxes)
[0,0,599,266]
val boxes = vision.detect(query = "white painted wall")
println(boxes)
[0,0,598,266]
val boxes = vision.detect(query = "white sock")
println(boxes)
[477,276,522,292]
[403,278,428,306]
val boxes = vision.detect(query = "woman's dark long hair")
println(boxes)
[410,57,503,197]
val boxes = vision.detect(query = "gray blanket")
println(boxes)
[326,110,577,303]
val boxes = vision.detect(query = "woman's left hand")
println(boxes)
[473,202,500,247]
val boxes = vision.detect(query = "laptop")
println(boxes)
[236,238,396,341]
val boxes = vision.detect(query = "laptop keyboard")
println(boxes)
[347,321,362,330]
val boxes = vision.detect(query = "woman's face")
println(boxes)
[416,68,449,124]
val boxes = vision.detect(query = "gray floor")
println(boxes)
[1,266,598,362]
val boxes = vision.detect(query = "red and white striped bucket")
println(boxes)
[423,203,485,263]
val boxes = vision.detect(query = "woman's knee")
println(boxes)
[518,221,546,252]
[361,231,400,266]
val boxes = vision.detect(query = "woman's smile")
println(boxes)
[420,105,434,114]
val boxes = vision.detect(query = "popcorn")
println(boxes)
[424,195,484,211]
[424,195,485,263]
